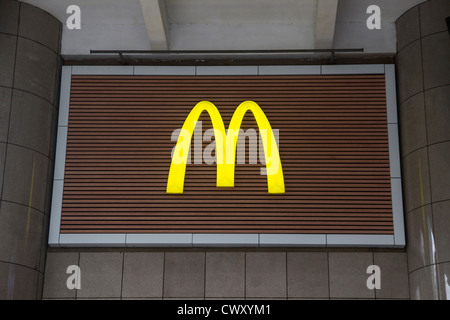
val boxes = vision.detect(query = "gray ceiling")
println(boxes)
[21,0,427,58]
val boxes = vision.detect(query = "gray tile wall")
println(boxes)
[396,0,450,300]
[0,0,446,301]
[42,249,409,300]
[0,0,62,299]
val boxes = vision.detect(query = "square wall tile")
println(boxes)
[432,200,450,264]
[0,143,6,196]
[2,144,49,212]
[401,148,432,213]
[163,252,205,298]
[18,2,61,53]
[13,37,58,104]
[0,34,16,88]
[425,85,450,145]
[328,252,374,299]
[421,32,450,90]
[0,201,45,271]
[373,252,409,299]
[419,0,450,37]
[0,87,12,144]
[122,252,164,298]
[8,90,54,157]
[246,252,286,298]
[77,252,123,299]
[0,261,41,299]
[395,40,423,103]
[205,252,245,298]
[406,204,436,272]
[42,252,79,299]
[437,262,450,300]
[399,93,427,157]
[428,141,450,202]
[0,0,20,34]
[409,265,439,300]
[287,252,328,298]
[396,6,420,51]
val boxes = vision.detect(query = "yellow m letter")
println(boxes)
[166,101,285,194]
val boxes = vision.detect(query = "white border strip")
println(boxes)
[260,234,326,247]
[72,65,134,75]
[49,64,405,248]
[321,64,385,75]
[60,234,127,247]
[391,178,406,247]
[126,233,193,247]
[51,233,399,248]
[134,66,196,75]
[326,234,394,247]
[48,66,72,247]
[385,64,399,124]
[384,64,406,248]
[193,234,259,247]
[196,65,258,75]
[258,65,320,75]
[56,66,72,127]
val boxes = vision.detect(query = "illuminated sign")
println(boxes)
[49,65,404,248]
[166,100,285,194]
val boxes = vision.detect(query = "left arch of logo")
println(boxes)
[166,101,285,194]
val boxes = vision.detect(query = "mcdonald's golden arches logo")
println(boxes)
[166,101,285,194]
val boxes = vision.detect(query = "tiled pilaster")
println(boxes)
[396,0,450,300]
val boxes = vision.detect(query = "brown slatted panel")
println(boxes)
[61,75,393,234]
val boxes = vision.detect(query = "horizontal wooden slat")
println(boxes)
[60,74,393,234]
